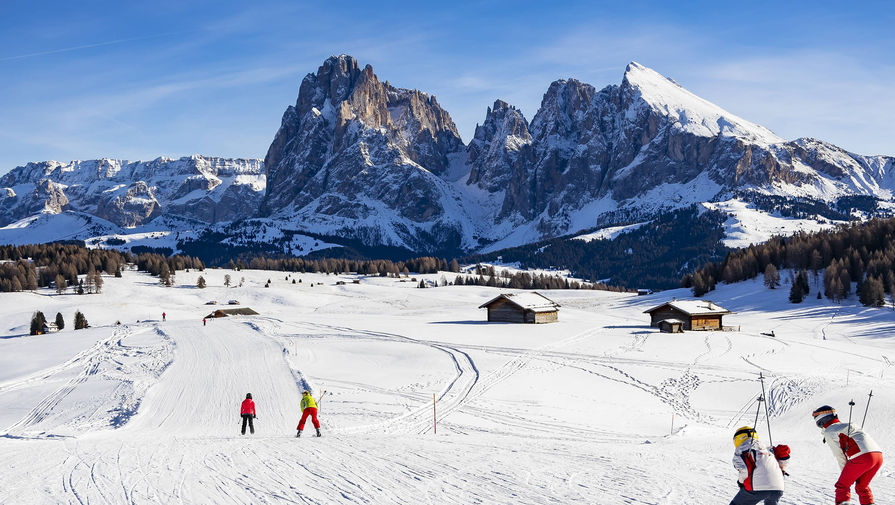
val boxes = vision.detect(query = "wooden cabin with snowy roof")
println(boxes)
[479,292,560,324]
[644,300,731,331]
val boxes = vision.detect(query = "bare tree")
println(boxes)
[55,274,67,295]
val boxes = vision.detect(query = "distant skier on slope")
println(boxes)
[812,405,884,505]
[296,390,321,438]
[728,426,789,505]
[162,312,166,322]
[241,393,256,435]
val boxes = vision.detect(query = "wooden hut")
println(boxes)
[644,300,731,331]
[206,307,260,318]
[479,292,560,324]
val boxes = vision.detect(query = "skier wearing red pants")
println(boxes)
[296,390,321,438]
[812,405,884,505]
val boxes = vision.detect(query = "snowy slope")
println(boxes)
[0,268,893,503]
[0,211,120,245]
[703,199,846,248]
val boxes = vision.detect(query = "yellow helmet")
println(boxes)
[733,426,757,447]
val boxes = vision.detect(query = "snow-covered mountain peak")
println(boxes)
[622,61,782,145]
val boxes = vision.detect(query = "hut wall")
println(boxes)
[533,311,558,324]
[689,315,722,330]
[487,299,526,323]
[649,307,688,327]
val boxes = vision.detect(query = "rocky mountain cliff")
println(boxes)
[2,56,894,263]
[260,55,473,251]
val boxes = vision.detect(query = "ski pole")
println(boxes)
[752,372,764,430]
[845,399,856,455]
[861,390,873,429]
[316,390,328,413]
[759,372,774,447]
[753,394,763,431]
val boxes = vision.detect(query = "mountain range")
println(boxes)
[2,55,893,285]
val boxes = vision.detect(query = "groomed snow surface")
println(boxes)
[1,268,893,504]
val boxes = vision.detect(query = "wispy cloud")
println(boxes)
[0,31,188,63]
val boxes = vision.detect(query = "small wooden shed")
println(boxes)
[657,319,684,333]
[479,292,560,324]
[644,300,731,331]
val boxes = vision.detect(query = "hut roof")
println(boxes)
[657,318,685,325]
[206,307,260,318]
[479,292,561,313]
[644,300,731,316]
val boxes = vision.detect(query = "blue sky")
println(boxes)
[1,1,893,172]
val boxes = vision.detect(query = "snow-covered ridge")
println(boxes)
[1,155,264,228]
[622,62,783,145]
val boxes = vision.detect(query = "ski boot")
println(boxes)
[295,430,302,438]
[316,428,322,437]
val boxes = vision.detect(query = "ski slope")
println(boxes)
[0,268,893,503]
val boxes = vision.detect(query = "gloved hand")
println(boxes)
[253,415,257,419]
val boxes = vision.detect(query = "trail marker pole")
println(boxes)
[759,372,774,446]
[671,413,675,435]
[861,390,874,429]
[433,393,437,435]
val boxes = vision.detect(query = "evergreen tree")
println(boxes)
[789,278,805,303]
[55,312,65,330]
[197,276,206,288]
[93,272,103,294]
[797,270,810,294]
[30,311,47,335]
[224,274,232,287]
[74,311,88,330]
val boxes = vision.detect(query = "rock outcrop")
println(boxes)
[261,55,473,251]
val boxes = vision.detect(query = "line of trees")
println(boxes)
[224,256,457,276]
[29,310,86,335]
[683,217,895,307]
[445,271,629,291]
[0,243,205,293]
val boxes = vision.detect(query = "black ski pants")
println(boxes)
[241,414,255,435]
[729,488,782,505]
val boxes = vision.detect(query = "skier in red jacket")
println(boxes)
[240,393,256,435]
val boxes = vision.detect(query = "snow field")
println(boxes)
[0,268,893,503]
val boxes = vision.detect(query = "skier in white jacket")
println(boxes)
[812,405,884,505]
[729,426,788,505]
